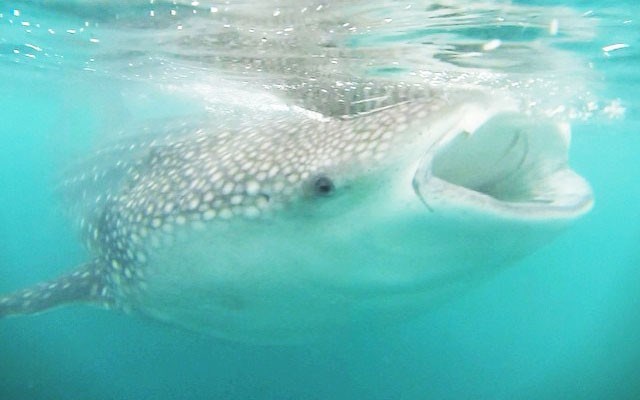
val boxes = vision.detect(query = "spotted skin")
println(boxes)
[98,97,448,302]
[0,90,447,319]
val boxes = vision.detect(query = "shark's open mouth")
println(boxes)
[415,112,593,220]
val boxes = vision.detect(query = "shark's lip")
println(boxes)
[413,109,594,220]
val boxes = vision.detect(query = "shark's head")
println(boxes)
[218,90,593,225]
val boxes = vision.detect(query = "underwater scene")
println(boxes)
[1,0,638,399]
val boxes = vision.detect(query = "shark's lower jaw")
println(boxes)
[414,112,593,220]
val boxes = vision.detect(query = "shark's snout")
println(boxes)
[414,112,593,220]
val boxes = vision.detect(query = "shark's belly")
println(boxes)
[126,209,562,343]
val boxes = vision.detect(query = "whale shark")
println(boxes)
[0,84,592,342]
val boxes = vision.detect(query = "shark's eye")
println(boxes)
[312,175,334,196]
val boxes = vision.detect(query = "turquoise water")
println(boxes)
[1,1,639,399]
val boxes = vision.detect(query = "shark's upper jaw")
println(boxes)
[413,111,593,220]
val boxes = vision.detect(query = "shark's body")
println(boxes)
[0,86,592,342]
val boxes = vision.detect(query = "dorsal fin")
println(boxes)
[0,260,113,318]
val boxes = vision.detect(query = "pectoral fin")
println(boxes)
[0,259,112,318]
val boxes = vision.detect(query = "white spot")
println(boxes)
[242,160,255,171]
[358,150,374,160]
[246,180,261,195]
[272,181,285,193]
[203,209,216,220]
[255,195,269,209]
[230,195,243,205]
[244,206,260,218]
[210,171,223,183]
[222,182,234,195]
[188,197,200,210]
[136,252,147,263]
[175,215,187,225]
[203,191,215,202]
[268,165,280,177]
[219,208,233,219]
[111,259,121,270]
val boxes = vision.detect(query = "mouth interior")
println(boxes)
[431,114,546,202]
[421,112,592,216]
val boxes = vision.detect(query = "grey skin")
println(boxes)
[0,85,592,342]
